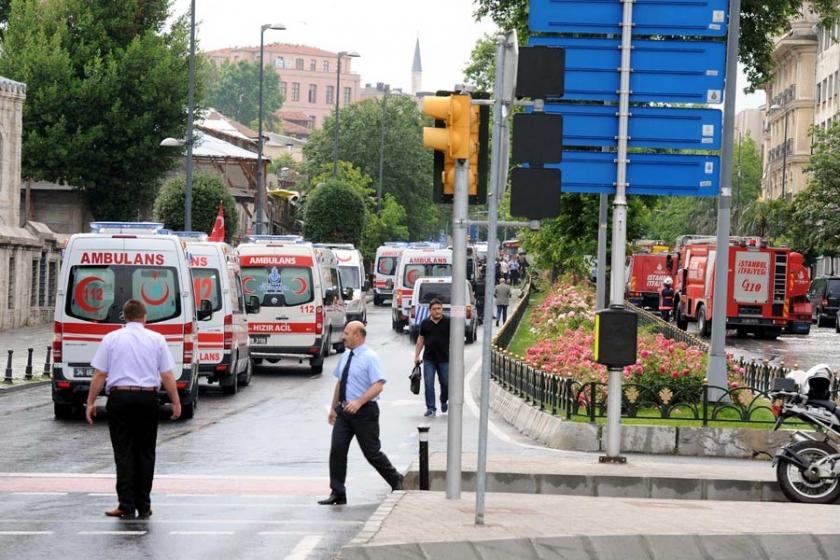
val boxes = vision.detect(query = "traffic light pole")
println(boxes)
[446,157,469,500]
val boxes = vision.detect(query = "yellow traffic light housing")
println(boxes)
[422,94,471,159]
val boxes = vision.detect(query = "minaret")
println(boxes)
[411,36,422,95]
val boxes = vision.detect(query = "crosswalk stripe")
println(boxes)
[0,531,53,535]
[285,534,324,560]
[78,531,147,535]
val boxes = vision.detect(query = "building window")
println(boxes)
[308,84,317,103]
[310,59,316,71]
[291,82,300,102]
[326,85,334,104]
[343,86,351,105]
[38,252,47,307]
[323,60,330,73]
[309,115,316,128]
[48,261,57,307]
[280,81,287,99]
[30,259,38,307]
[274,56,285,68]
[295,58,304,70]
[7,252,16,310]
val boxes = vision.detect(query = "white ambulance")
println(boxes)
[318,244,368,323]
[373,243,406,306]
[391,247,453,332]
[52,222,207,420]
[237,236,347,374]
[181,234,251,395]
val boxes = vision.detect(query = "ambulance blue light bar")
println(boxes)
[171,231,210,240]
[90,222,165,234]
[246,235,306,244]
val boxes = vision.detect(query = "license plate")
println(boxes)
[251,335,268,345]
[741,318,758,324]
[74,367,94,378]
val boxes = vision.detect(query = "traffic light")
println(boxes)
[422,94,471,159]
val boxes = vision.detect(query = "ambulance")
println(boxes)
[317,243,369,323]
[373,243,406,306]
[237,236,347,374]
[52,222,206,420]
[180,233,251,394]
[391,247,453,333]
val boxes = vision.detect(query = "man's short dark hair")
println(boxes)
[123,299,147,322]
[429,298,443,308]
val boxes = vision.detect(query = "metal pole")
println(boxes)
[596,194,608,311]
[255,28,266,235]
[332,55,343,177]
[735,131,742,232]
[24,348,33,380]
[476,32,509,525]
[446,158,469,500]
[781,110,788,199]
[184,0,196,231]
[42,346,52,378]
[707,0,742,395]
[376,85,389,212]
[603,0,634,462]
[418,424,430,491]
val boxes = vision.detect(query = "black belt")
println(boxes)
[111,386,158,393]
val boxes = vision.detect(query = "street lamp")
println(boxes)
[332,50,360,177]
[160,134,193,228]
[255,22,287,236]
[770,103,789,199]
[376,84,390,212]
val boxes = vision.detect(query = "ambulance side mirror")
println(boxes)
[324,288,337,305]
[342,287,354,301]
[245,295,261,314]
[197,299,213,321]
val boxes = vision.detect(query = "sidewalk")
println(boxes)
[0,323,53,391]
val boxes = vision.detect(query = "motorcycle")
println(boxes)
[769,363,840,504]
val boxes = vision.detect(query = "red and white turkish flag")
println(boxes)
[208,204,225,242]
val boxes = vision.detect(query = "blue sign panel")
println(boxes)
[548,152,720,196]
[545,103,722,150]
[529,37,725,104]
[530,0,729,37]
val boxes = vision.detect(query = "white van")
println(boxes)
[317,244,369,323]
[52,222,207,420]
[391,247,453,332]
[182,235,251,395]
[408,277,478,344]
[373,243,406,306]
[237,236,347,374]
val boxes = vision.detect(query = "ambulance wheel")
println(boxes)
[333,339,345,353]
[181,394,197,420]
[374,295,382,306]
[221,370,238,395]
[238,358,253,387]
[310,355,324,375]
[697,305,711,337]
[53,403,73,420]
[392,317,400,332]
[323,333,331,357]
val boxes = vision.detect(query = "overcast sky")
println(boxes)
[171,0,765,111]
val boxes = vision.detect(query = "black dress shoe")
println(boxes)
[137,510,153,519]
[317,493,347,505]
[392,474,404,492]
[105,508,136,519]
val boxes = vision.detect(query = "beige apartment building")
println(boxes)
[205,44,361,130]
[814,18,840,129]
[760,11,818,200]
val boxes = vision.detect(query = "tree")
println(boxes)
[154,171,239,243]
[361,194,410,262]
[302,95,441,240]
[463,34,497,92]
[473,0,840,90]
[0,0,195,220]
[205,60,283,131]
[303,180,366,246]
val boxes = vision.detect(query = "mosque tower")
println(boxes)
[411,36,422,95]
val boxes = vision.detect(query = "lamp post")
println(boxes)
[332,50,360,177]
[254,23,286,236]
[770,103,789,199]
[183,0,197,231]
[376,84,389,212]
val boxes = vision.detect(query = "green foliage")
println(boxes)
[463,34,498,92]
[362,194,410,262]
[473,0,840,90]
[268,153,300,175]
[153,171,239,243]
[309,161,375,202]
[205,60,283,131]
[303,180,366,246]
[302,95,440,240]
[0,0,194,219]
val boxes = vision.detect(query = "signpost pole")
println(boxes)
[603,0,635,462]
[596,193,608,310]
[707,0,742,396]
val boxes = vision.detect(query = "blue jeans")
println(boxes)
[496,305,508,324]
[423,360,449,412]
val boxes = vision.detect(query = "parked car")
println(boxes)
[808,276,840,327]
[407,277,478,345]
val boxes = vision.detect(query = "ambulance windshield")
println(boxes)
[241,266,314,306]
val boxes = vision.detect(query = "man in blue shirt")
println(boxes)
[318,321,403,505]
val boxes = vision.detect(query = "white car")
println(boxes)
[407,277,478,344]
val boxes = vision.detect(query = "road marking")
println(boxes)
[0,473,326,481]
[0,531,53,535]
[87,493,114,497]
[170,531,235,536]
[11,492,67,496]
[258,531,317,536]
[0,519,363,526]
[78,531,147,535]
[286,534,324,560]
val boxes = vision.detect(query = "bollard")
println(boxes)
[418,424,430,491]
[4,350,12,384]
[24,348,33,380]
[42,346,52,378]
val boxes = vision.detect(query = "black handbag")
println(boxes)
[409,364,421,395]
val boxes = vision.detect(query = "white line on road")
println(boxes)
[0,473,328,481]
[0,531,53,535]
[11,492,67,496]
[285,534,324,560]
[170,531,236,536]
[0,519,363,526]
[258,531,317,536]
[78,531,147,535]
[87,493,114,497]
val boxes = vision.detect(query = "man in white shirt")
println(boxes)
[85,299,181,520]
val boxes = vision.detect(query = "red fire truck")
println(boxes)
[786,252,811,335]
[673,236,790,339]
[626,252,676,310]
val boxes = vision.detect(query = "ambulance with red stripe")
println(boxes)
[373,243,406,306]
[181,234,251,394]
[391,247,453,333]
[52,223,206,420]
[319,244,368,324]
[237,236,347,374]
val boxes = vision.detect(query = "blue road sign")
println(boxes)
[546,151,720,196]
[530,37,725,104]
[529,0,729,37]
[545,103,722,150]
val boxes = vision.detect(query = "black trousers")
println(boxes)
[329,402,400,495]
[106,391,160,514]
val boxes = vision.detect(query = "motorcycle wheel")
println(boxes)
[777,440,840,504]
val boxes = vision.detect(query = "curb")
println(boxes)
[0,379,50,396]
[345,491,406,548]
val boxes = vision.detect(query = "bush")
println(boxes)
[303,180,366,245]
[153,171,238,243]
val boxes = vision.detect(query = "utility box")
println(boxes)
[594,306,638,368]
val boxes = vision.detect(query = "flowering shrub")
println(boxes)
[528,280,596,338]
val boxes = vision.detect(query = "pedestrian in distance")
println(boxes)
[499,257,510,282]
[494,278,512,327]
[509,258,520,287]
[319,321,403,506]
[414,298,450,417]
[85,299,181,520]
[660,277,675,323]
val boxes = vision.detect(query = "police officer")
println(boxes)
[660,277,675,322]
[85,299,181,520]
[319,321,403,505]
